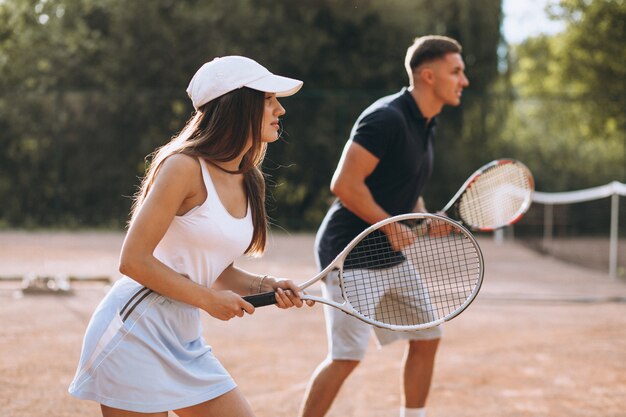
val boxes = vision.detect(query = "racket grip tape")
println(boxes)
[243,291,277,307]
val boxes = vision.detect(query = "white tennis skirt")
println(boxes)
[68,277,236,412]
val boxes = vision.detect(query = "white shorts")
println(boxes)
[322,268,442,361]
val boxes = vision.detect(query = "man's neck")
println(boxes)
[408,85,443,122]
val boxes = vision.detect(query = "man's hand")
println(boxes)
[380,221,416,252]
[427,212,454,237]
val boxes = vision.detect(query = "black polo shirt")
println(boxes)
[316,87,436,269]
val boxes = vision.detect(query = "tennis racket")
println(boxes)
[441,159,534,231]
[244,213,484,331]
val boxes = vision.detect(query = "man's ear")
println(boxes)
[418,66,435,85]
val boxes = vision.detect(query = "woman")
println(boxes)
[69,56,310,416]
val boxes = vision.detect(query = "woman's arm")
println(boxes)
[118,154,254,320]
[213,263,313,308]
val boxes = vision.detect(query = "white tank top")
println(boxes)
[153,158,254,287]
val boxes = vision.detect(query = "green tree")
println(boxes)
[497,0,626,191]
[0,0,503,229]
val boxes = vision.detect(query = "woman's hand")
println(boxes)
[203,289,255,321]
[260,276,315,308]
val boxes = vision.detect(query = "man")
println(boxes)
[299,35,469,417]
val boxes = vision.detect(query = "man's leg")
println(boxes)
[371,261,443,416]
[299,359,359,417]
[299,270,371,417]
[402,338,440,411]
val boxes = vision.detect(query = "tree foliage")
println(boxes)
[0,0,502,229]
[497,0,626,191]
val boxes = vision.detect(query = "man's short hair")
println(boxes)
[405,35,463,80]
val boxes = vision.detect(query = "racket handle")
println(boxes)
[243,291,277,307]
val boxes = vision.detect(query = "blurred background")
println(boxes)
[0,0,624,274]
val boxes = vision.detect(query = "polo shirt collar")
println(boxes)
[401,87,437,128]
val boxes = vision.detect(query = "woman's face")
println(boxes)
[261,93,286,143]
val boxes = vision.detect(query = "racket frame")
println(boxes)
[441,158,535,232]
[245,213,484,331]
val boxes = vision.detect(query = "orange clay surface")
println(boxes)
[1,231,625,417]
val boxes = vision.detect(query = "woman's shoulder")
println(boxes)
[151,153,205,203]
[159,153,202,177]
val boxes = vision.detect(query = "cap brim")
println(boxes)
[246,74,303,97]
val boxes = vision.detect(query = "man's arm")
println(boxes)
[414,196,427,213]
[330,141,412,251]
[330,141,389,224]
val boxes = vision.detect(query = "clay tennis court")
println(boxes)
[1,231,625,417]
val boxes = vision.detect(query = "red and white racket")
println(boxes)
[441,159,534,231]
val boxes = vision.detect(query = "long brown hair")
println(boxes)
[130,87,268,256]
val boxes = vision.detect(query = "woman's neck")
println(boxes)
[211,159,242,172]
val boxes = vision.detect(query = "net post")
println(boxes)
[609,193,619,279]
[494,228,504,245]
[543,203,553,254]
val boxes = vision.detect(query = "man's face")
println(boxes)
[430,53,469,106]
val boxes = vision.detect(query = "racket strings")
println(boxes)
[341,223,482,327]
[458,163,532,229]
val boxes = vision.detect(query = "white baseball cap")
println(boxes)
[186,56,304,109]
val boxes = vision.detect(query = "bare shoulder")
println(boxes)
[149,153,204,201]
[153,154,206,209]
[158,153,201,178]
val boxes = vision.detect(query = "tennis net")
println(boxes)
[511,181,626,279]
